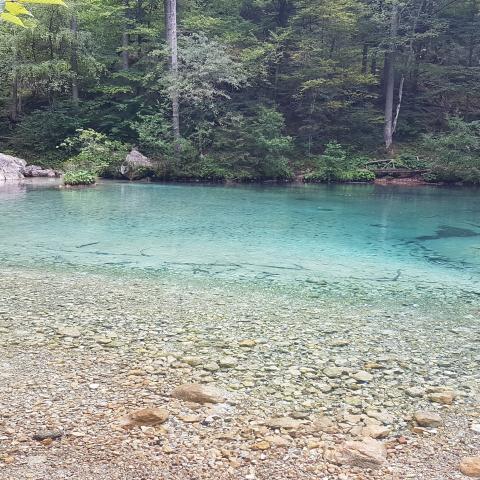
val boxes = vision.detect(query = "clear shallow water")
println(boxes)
[0,180,479,296]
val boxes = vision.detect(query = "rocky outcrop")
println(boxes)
[23,165,58,178]
[120,148,153,180]
[0,153,59,181]
[0,153,26,181]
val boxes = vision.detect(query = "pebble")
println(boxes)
[471,424,480,434]
[57,326,81,338]
[32,430,63,441]
[330,437,387,469]
[171,383,226,404]
[352,370,374,382]
[119,408,169,428]
[324,367,343,378]
[251,440,270,451]
[459,457,480,477]
[428,391,456,405]
[413,411,443,428]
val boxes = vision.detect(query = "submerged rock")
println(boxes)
[428,390,456,405]
[352,370,374,383]
[414,411,443,427]
[459,457,480,477]
[32,430,63,441]
[119,407,169,428]
[329,437,387,469]
[265,416,302,430]
[171,383,226,404]
[57,326,82,338]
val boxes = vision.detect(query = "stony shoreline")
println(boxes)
[0,266,479,479]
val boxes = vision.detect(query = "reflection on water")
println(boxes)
[0,180,478,296]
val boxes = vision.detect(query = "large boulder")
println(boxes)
[0,153,26,181]
[120,148,153,180]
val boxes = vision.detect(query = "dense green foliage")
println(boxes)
[421,117,480,184]
[61,128,128,176]
[1,0,479,183]
[63,169,95,185]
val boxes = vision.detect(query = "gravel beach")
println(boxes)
[0,266,479,479]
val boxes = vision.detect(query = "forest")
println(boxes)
[0,0,479,184]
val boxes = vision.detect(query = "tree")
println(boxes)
[164,0,180,146]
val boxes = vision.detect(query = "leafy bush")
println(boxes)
[339,169,376,182]
[304,142,375,183]
[421,117,480,184]
[211,107,294,181]
[63,170,96,186]
[305,168,374,183]
[134,110,174,158]
[60,129,129,177]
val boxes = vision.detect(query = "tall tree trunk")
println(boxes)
[9,32,19,124]
[384,2,398,153]
[122,0,130,70]
[370,53,377,75]
[71,16,79,104]
[164,0,180,146]
[9,72,19,123]
[276,0,291,27]
[361,43,368,74]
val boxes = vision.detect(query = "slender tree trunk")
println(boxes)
[371,53,377,75]
[122,0,130,70]
[361,43,368,74]
[467,32,474,67]
[9,72,19,123]
[164,0,180,146]
[9,31,19,123]
[276,0,291,27]
[71,16,80,104]
[384,2,398,152]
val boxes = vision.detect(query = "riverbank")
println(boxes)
[1,266,479,479]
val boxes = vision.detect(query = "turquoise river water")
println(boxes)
[0,180,479,303]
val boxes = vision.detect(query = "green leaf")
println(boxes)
[0,11,25,25]
[18,0,65,5]
[5,1,32,16]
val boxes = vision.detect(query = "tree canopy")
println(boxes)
[0,0,479,183]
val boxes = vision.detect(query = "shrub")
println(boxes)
[305,168,374,183]
[60,129,129,177]
[338,169,376,182]
[304,142,375,183]
[63,170,96,186]
[421,117,480,184]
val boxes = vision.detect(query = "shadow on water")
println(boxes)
[416,225,480,241]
